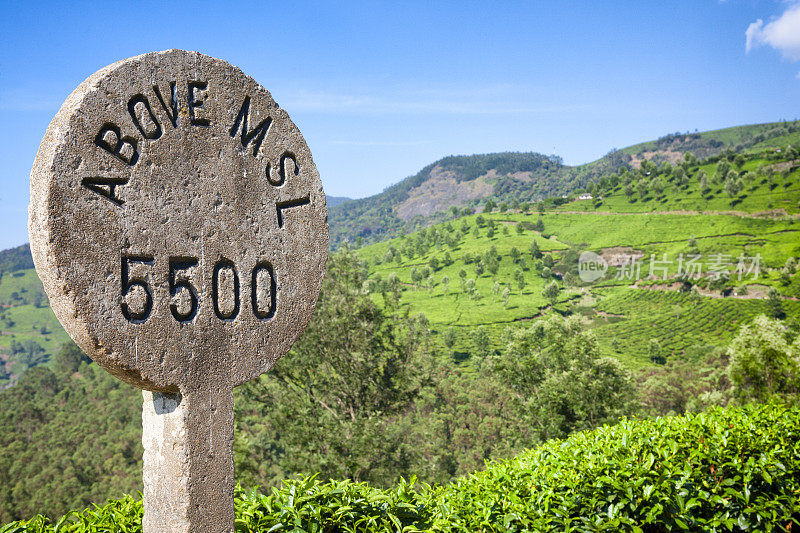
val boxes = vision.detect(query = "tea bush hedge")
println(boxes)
[4,402,798,532]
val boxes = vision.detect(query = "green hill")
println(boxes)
[354,141,800,366]
[329,120,800,247]
[0,264,70,388]
[5,402,799,531]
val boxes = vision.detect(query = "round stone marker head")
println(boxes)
[28,49,328,393]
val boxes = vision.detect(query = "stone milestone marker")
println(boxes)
[28,50,328,532]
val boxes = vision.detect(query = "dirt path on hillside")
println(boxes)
[629,281,800,301]
[555,209,800,219]
[0,330,50,337]
[608,228,799,248]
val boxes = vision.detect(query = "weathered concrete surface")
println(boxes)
[143,387,234,533]
[142,391,191,532]
[28,50,328,532]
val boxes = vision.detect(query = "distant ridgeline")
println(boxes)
[329,120,800,247]
[328,152,566,247]
[0,244,34,276]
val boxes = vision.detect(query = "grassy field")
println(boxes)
[0,269,71,386]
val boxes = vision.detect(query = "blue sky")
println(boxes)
[1,0,799,249]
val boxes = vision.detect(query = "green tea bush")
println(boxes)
[428,402,800,532]
[4,403,799,532]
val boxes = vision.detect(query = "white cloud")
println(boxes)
[746,2,800,61]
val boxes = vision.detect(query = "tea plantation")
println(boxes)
[4,402,798,532]
[354,143,800,367]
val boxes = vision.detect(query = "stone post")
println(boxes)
[28,50,328,532]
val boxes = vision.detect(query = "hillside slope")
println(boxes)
[330,120,800,247]
[355,141,800,366]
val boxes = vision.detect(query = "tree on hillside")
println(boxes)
[786,257,797,275]
[623,183,634,200]
[530,240,542,259]
[486,258,500,276]
[715,161,731,184]
[724,176,741,198]
[442,327,458,356]
[698,171,709,192]
[410,267,422,289]
[767,288,785,319]
[636,179,648,199]
[674,167,688,187]
[483,199,496,213]
[441,275,450,295]
[652,178,665,198]
[514,268,526,292]
[743,171,757,188]
[493,315,633,440]
[0,347,143,522]
[543,281,560,307]
[465,279,476,300]
[473,326,492,359]
[648,338,666,365]
[19,340,45,367]
[502,287,510,308]
[780,268,792,286]
[53,341,91,375]
[636,350,731,416]
[727,315,799,403]
[385,272,402,304]
[235,248,432,487]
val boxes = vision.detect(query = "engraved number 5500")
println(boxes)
[121,255,276,323]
